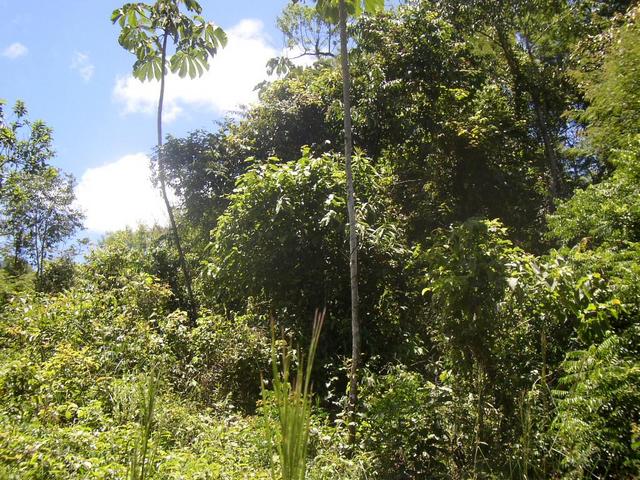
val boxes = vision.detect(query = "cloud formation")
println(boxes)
[2,42,28,59]
[70,52,95,81]
[75,153,170,233]
[113,19,277,121]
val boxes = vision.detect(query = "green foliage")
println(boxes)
[4,0,640,478]
[128,370,160,480]
[111,0,227,82]
[351,3,546,244]
[83,226,191,311]
[554,327,640,478]
[0,266,34,306]
[263,311,324,480]
[418,219,639,477]
[0,275,359,479]
[549,139,640,248]
[576,7,640,157]
[162,310,270,411]
[0,101,83,278]
[425,219,519,372]
[421,219,526,476]
[159,130,245,238]
[242,67,342,163]
[278,3,338,55]
[35,255,77,294]
[314,0,384,24]
[1,167,83,276]
[358,366,450,479]
[0,100,54,180]
[207,149,413,365]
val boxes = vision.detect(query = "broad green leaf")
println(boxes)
[183,0,202,14]
[316,0,383,23]
[111,8,124,24]
[179,56,188,77]
[363,0,384,14]
[132,56,163,82]
[127,9,138,27]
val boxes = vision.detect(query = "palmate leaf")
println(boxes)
[181,0,202,14]
[113,3,226,72]
[169,50,207,79]
[112,3,149,26]
[133,56,164,82]
[119,27,151,52]
[205,23,227,49]
[315,0,384,23]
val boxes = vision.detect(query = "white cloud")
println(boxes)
[113,19,278,121]
[75,153,172,233]
[70,52,95,81]
[2,42,28,59]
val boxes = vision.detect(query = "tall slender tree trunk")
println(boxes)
[157,33,197,320]
[495,28,564,207]
[13,232,22,271]
[338,0,361,447]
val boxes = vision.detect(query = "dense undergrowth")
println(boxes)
[0,267,371,479]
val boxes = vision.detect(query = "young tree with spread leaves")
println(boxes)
[111,0,226,317]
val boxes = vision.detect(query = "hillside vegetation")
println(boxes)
[1,1,639,478]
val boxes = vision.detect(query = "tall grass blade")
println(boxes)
[263,309,325,480]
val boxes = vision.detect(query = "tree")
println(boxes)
[434,0,583,204]
[350,3,547,246]
[293,0,383,445]
[279,3,338,60]
[208,150,411,375]
[160,129,245,240]
[1,167,83,277]
[266,3,339,76]
[0,100,54,192]
[112,0,227,318]
[0,100,83,277]
[549,7,640,248]
[574,5,640,158]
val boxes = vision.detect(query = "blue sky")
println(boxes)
[1,0,293,234]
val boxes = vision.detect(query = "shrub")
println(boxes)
[358,365,450,479]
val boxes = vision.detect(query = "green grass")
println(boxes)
[264,309,325,480]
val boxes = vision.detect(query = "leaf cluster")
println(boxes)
[112,0,227,81]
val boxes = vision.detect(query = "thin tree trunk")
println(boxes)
[338,0,361,447]
[14,232,21,271]
[473,360,486,480]
[495,28,564,206]
[532,99,563,202]
[157,33,197,320]
[523,36,565,202]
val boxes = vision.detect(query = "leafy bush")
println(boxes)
[161,309,270,411]
[554,327,640,478]
[35,256,77,294]
[358,365,451,479]
[549,139,640,247]
[0,267,34,306]
[208,149,414,370]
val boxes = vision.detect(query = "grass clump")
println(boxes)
[263,309,325,480]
